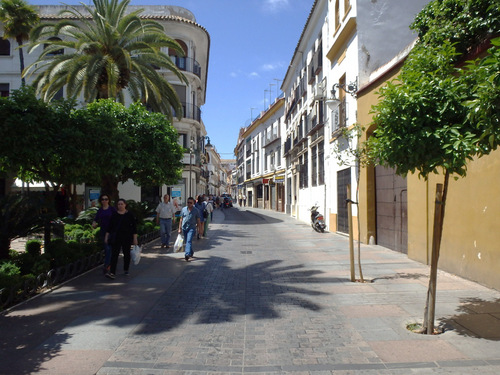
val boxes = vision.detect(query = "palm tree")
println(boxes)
[25,0,187,119]
[0,0,39,85]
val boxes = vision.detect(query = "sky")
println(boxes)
[29,0,314,158]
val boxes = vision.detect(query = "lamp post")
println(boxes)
[204,137,214,195]
[188,139,194,198]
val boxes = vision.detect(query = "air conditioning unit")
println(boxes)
[312,80,326,102]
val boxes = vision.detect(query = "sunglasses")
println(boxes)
[101,198,109,201]
[187,201,194,204]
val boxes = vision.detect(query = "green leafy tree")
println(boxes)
[0,0,39,85]
[368,0,500,334]
[0,86,124,192]
[73,99,184,199]
[25,0,188,119]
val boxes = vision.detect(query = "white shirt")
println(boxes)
[156,201,176,219]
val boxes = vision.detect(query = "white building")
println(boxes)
[235,97,285,210]
[0,5,211,208]
[261,0,432,235]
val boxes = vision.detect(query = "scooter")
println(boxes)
[310,204,326,233]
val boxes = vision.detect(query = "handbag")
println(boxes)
[131,245,141,265]
[173,235,184,253]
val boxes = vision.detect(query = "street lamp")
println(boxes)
[204,137,213,195]
[188,139,194,198]
[326,80,358,111]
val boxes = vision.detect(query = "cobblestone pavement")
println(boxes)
[1,206,500,374]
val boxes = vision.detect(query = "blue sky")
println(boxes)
[29,0,313,157]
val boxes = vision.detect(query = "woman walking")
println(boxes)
[92,194,116,274]
[105,199,138,279]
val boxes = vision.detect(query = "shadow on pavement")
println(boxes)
[440,297,500,340]
[134,255,347,335]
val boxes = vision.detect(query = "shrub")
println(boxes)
[75,207,98,225]
[25,240,42,257]
[0,261,21,289]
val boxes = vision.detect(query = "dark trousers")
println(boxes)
[110,240,131,274]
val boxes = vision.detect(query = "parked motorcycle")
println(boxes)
[310,204,326,233]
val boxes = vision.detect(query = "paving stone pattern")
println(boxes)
[1,206,500,374]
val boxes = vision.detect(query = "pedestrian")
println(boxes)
[204,196,214,237]
[105,199,138,279]
[243,194,247,207]
[208,195,215,221]
[92,194,116,274]
[178,197,201,262]
[155,194,178,249]
[195,195,207,239]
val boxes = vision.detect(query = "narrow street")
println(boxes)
[1,205,500,374]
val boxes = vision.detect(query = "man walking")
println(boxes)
[156,194,178,249]
[178,197,201,261]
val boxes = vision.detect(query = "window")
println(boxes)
[311,145,317,187]
[44,37,64,56]
[53,88,64,100]
[318,141,325,185]
[0,38,10,56]
[335,0,340,30]
[344,0,351,16]
[0,83,9,97]
[178,133,188,149]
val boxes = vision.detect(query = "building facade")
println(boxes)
[235,97,285,211]
[0,5,214,208]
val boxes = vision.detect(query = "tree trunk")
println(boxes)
[16,37,25,86]
[423,171,449,334]
[347,184,356,282]
[101,175,120,203]
[356,163,364,283]
[0,236,11,260]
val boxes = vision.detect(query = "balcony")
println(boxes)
[170,56,202,78]
[172,102,201,122]
[263,133,280,147]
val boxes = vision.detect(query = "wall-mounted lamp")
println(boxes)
[326,80,358,110]
[331,81,358,99]
[205,136,213,151]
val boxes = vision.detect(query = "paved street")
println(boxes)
[1,205,500,374]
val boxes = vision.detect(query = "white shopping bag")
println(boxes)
[131,245,142,265]
[173,235,184,253]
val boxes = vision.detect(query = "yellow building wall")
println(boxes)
[357,67,400,246]
[358,64,500,291]
[408,152,500,290]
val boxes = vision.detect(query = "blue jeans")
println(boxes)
[104,243,112,267]
[183,228,195,257]
[160,218,172,246]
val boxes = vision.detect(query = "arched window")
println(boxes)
[169,39,188,70]
[0,38,10,56]
[44,37,64,56]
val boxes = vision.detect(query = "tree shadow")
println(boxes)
[439,297,500,340]
[134,256,342,334]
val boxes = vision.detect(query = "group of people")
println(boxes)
[91,193,217,279]
[92,194,138,280]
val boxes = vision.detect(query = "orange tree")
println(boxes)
[368,0,500,334]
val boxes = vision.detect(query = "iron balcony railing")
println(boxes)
[170,56,202,77]
[172,102,201,122]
